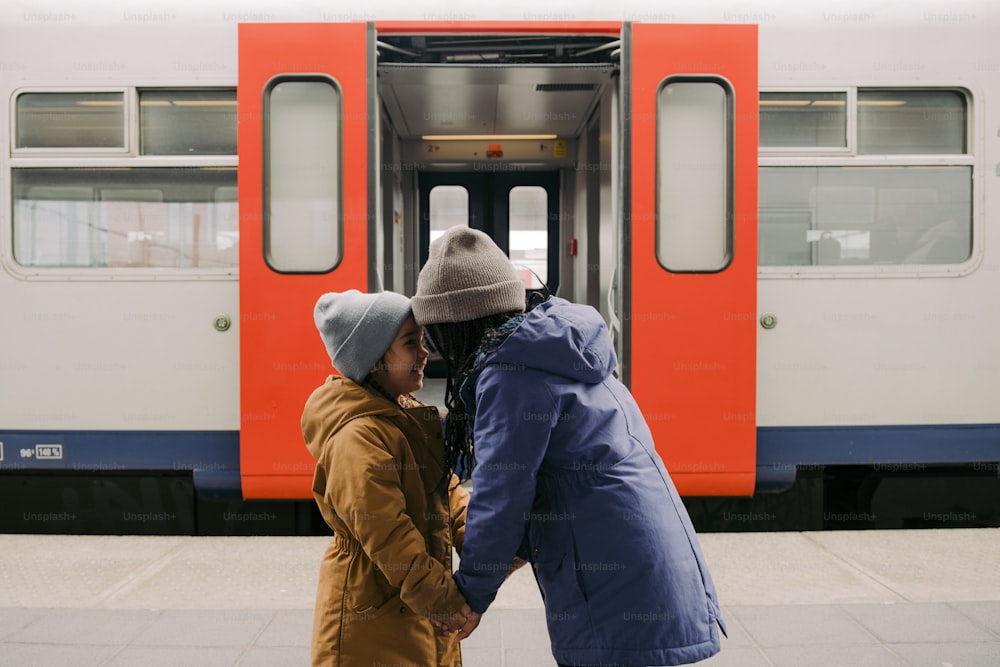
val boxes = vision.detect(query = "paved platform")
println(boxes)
[1,529,998,666]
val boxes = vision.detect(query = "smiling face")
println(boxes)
[370,314,429,399]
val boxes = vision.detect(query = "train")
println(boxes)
[2,0,998,532]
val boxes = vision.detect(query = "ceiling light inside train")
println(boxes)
[421,134,558,141]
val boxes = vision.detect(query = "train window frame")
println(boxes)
[12,88,132,155]
[11,167,239,270]
[6,86,239,280]
[138,89,238,156]
[262,74,345,275]
[758,87,854,156]
[857,89,968,155]
[758,86,978,278]
[654,75,735,274]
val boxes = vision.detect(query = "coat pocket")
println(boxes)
[533,537,589,614]
[344,551,396,615]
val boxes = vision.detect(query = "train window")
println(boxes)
[428,186,469,243]
[759,88,973,268]
[12,168,238,269]
[760,91,847,150]
[858,90,967,155]
[264,77,342,273]
[140,90,237,155]
[655,78,733,272]
[15,91,126,150]
[759,166,971,265]
[508,186,548,289]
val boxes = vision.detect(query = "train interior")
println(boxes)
[372,33,622,386]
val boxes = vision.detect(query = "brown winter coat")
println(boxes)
[302,375,470,667]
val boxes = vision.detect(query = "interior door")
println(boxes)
[418,171,560,292]
[238,23,373,499]
[492,172,560,295]
[418,172,489,262]
[626,24,758,495]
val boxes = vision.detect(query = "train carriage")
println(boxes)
[1,1,997,531]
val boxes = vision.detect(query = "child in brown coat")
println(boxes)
[302,289,472,666]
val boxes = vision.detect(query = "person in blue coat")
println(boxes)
[411,226,726,667]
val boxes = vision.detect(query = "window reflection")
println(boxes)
[508,186,548,289]
[13,168,238,269]
[428,186,469,243]
[759,167,971,266]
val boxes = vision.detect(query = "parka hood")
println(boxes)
[301,375,400,460]
[488,297,616,384]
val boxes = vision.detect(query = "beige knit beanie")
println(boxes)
[411,226,526,325]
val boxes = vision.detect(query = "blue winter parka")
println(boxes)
[453,296,726,666]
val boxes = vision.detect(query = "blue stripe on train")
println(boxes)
[758,423,1000,466]
[2,424,997,495]
[0,430,239,471]
[755,423,1000,492]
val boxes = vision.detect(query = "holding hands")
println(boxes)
[431,556,526,639]
[432,603,481,639]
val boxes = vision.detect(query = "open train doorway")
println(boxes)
[374,31,619,314]
[375,29,622,407]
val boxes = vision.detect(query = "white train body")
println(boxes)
[1,0,997,496]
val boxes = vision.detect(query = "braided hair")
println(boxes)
[427,312,522,483]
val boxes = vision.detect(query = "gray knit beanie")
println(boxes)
[313,289,411,383]
[411,226,525,325]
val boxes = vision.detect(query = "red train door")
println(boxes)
[626,24,758,495]
[238,23,373,498]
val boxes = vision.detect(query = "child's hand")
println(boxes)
[455,610,481,640]
[430,603,480,639]
[430,618,452,636]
